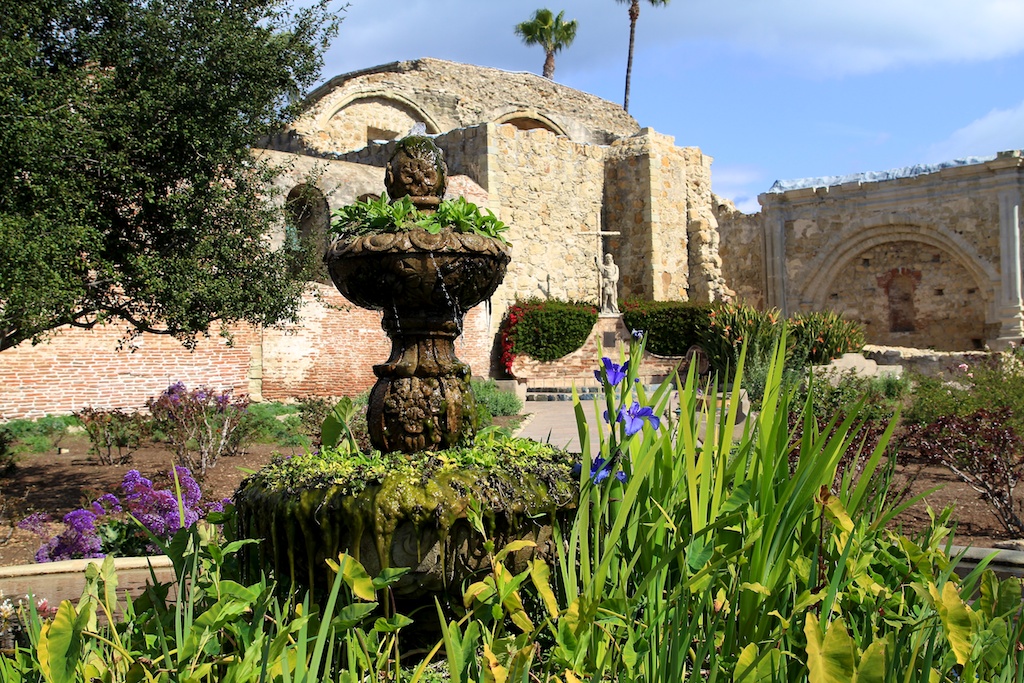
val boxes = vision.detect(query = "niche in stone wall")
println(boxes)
[285,184,331,282]
[822,240,986,351]
[878,268,921,333]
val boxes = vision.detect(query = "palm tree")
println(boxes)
[617,0,669,112]
[514,9,578,80]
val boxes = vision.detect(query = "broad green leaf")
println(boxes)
[529,559,560,620]
[373,613,414,633]
[855,639,887,683]
[734,643,781,682]
[331,602,377,630]
[326,552,376,601]
[37,600,87,683]
[805,614,856,683]
[935,581,975,665]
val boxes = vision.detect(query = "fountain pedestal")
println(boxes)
[324,135,510,453]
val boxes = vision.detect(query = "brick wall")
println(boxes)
[0,323,255,420]
[0,289,497,420]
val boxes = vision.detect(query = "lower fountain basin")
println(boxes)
[234,452,575,598]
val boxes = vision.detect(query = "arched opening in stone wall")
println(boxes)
[323,96,439,153]
[820,240,987,350]
[495,111,567,137]
[285,184,331,282]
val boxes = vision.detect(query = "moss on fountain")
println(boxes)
[235,435,576,596]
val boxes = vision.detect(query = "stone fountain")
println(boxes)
[234,137,573,599]
[325,136,511,453]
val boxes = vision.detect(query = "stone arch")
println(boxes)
[285,184,331,282]
[493,109,567,137]
[802,224,998,314]
[320,92,442,152]
[800,224,999,349]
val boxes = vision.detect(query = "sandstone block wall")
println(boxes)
[714,198,765,307]
[289,58,640,155]
[716,153,1024,350]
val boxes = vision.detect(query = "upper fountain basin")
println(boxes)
[325,227,511,314]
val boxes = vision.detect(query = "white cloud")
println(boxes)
[322,0,1024,80]
[711,165,765,215]
[925,100,1024,162]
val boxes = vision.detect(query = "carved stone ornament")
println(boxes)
[384,135,448,210]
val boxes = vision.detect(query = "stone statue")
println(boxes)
[597,253,620,314]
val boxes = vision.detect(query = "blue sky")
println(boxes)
[317,0,1024,213]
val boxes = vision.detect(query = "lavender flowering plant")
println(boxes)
[147,382,252,477]
[19,466,224,562]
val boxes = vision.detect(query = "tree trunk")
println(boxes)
[623,0,640,112]
[543,50,556,79]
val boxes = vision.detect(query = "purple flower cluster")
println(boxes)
[19,467,216,563]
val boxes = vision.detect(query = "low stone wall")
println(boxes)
[861,344,992,378]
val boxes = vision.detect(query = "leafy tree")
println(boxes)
[514,8,578,80]
[616,0,669,112]
[0,0,341,352]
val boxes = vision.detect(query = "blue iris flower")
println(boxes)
[617,401,661,436]
[572,457,627,484]
[595,357,629,386]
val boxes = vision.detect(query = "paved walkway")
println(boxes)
[512,392,750,454]
[512,399,609,454]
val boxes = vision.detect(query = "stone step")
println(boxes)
[524,382,675,402]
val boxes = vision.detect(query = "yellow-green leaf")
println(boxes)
[327,553,376,601]
[935,581,975,665]
[529,559,559,620]
[805,614,856,683]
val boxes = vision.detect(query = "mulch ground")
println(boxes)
[0,425,1016,567]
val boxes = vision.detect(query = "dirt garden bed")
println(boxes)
[0,423,1017,568]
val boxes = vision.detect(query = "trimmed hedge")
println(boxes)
[500,298,598,373]
[501,296,864,380]
[620,299,711,356]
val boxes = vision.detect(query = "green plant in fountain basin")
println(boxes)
[330,194,510,244]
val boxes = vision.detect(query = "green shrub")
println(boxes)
[500,298,598,371]
[243,402,304,446]
[697,302,783,378]
[620,299,711,356]
[1,415,79,454]
[798,369,909,425]
[298,394,371,451]
[0,426,15,476]
[789,310,866,365]
[74,408,150,465]
[471,378,523,417]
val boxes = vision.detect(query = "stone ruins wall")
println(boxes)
[604,131,727,302]
[488,125,606,308]
[289,58,640,154]
[716,152,1024,351]
[1,60,734,420]
[714,198,766,308]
